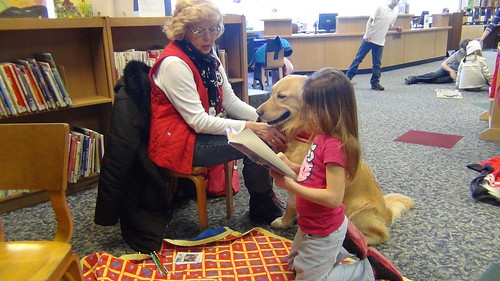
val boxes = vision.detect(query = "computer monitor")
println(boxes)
[318,13,338,33]
[418,11,429,27]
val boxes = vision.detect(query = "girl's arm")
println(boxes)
[271,163,345,208]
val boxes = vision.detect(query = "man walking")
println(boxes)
[346,0,403,91]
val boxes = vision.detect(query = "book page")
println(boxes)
[228,128,297,179]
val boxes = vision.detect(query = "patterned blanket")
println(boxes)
[81,227,411,281]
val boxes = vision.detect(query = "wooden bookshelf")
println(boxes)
[0,15,249,212]
[0,17,113,212]
[107,14,249,102]
[480,45,500,142]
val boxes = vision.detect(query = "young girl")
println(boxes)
[270,67,402,281]
[456,40,493,91]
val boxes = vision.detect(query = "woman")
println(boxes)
[148,0,286,223]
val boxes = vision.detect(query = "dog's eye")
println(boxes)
[277,94,286,99]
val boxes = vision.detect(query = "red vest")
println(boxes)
[148,41,223,174]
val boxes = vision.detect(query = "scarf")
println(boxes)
[177,38,220,111]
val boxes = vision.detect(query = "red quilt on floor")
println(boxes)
[81,227,294,281]
[81,227,409,281]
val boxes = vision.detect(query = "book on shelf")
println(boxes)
[114,48,163,80]
[38,61,67,108]
[218,49,228,71]
[0,66,20,115]
[0,73,17,116]
[26,58,57,109]
[227,128,297,179]
[70,135,83,183]
[12,63,42,112]
[36,53,72,106]
[67,133,79,183]
[0,63,28,114]
[0,91,7,117]
[16,59,49,111]
[68,126,104,183]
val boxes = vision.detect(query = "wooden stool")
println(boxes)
[163,162,234,231]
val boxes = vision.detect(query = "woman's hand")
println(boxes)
[245,121,287,151]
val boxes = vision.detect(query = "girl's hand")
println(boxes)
[270,170,288,189]
[276,152,302,174]
[245,121,287,150]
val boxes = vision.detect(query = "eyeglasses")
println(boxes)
[187,25,221,37]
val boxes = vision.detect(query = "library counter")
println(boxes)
[272,27,451,72]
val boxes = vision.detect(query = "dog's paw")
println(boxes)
[270,217,292,229]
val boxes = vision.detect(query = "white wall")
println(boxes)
[170,0,463,30]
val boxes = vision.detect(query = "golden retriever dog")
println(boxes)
[256,75,415,245]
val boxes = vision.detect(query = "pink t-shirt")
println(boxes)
[296,134,346,236]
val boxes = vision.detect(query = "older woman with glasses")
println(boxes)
[148,0,287,224]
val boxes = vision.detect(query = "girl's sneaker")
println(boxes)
[367,247,403,281]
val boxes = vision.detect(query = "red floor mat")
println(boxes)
[394,130,463,149]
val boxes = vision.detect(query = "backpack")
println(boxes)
[203,161,240,197]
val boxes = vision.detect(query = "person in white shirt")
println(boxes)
[148,0,287,224]
[346,0,402,91]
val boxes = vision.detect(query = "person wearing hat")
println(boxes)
[405,39,471,85]
[456,40,493,91]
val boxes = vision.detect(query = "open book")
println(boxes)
[227,128,297,179]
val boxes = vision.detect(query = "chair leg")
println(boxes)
[259,67,266,90]
[62,254,83,281]
[224,162,234,218]
[190,175,209,231]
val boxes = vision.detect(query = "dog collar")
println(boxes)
[295,131,311,143]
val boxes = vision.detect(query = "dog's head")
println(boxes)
[256,75,307,134]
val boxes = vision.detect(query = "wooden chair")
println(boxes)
[0,123,83,281]
[163,162,234,231]
[253,49,285,90]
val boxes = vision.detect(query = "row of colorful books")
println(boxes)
[113,49,162,81]
[0,53,72,118]
[69,127,104,184]
[0,126,104,199]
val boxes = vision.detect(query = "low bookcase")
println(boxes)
[0,15,249,212]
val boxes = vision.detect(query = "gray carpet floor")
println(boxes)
[3,49,500,281]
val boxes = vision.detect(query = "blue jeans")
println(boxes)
[192,134,273,195]
[346,39,384,86]
[412,68,453,84]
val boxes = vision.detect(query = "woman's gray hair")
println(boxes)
[163,0,224,41]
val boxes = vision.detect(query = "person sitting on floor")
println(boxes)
[405,39,470,85]
[456,40,493,91]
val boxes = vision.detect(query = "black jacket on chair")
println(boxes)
[94,61,174,253]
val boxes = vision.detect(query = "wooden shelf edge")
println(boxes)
[0,17,106,31]
[0,175,98,213]
[479,110,490,121]
[0,98,112,121]
[108,15,243,27]
[479,127,500,142]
